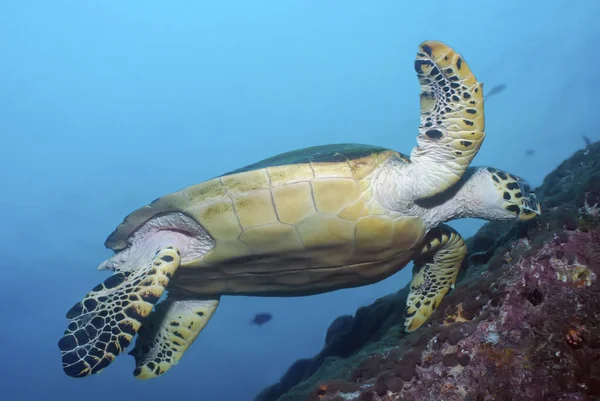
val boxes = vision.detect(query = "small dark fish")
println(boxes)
[582,135,592,147]
[484,84,507,101]
[250,313,272,326]
[525,149,535,156]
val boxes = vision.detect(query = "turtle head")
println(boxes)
[481,167,541,221]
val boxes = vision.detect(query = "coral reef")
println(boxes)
[254,141,600,401]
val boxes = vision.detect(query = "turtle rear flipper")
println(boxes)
[129,297,219,379]
[409,41,485,200]
[403,225,467,332]
[58,247,181,378]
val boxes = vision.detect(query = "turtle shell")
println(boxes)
[104,143,425,296]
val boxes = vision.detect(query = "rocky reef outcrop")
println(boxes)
[254,141,600,401]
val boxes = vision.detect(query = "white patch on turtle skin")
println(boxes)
[98,213,214,273]
[372,163,538,230]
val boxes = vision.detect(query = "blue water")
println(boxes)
[1,1,598,400]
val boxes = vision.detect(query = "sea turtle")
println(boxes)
[58,40,541,380]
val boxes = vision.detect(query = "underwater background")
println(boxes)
[1,1,599,400]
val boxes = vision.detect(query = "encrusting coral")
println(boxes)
[254,141,600,401]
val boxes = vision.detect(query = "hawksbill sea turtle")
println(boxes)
[58,40,541,380]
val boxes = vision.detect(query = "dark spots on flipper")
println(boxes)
[425,129,443,140]
[515,192,523,198]
[133,367,142,376]
[165,272,173,279]
[469,100,476,105]
[492,175,500,183]
[142,292,161,304]
[466,108,477,114]
[83,298,98,311]
[460,140,473,147]
[504,192,511,200]
[415,301,422,309]
[196,311,205,317]
[487,167,497,173]
[506,182,519,190]
[430,226,444,244]
[63,360,89,378]
[450,82,460,89]
[452,95,460,102]
[497,172,508,180]
[404,308,417,318]
[66,302,84,319]
[62,350,79,366]
[125,306,144,320]
[88,347,103,359]
[58,334,77,351]
[92,357,111,373]
[455,151,463,156]
[421,44,433,56]
[73,329,89,344]
[169,321,180,327]
[430,66,441,78]
[463,92,471,99]
[173,331,185,339]
[506,205,521,215]
[456,57,463,70]
[119,321,137,336]
[103,273,128,289]
[106,341,120,355]
[475,87,479,93]
[118,336,131,351]
[85,325,97,339]
[161,255,174,263]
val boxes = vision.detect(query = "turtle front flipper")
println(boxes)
[404,225,466,332]
[129,297,219,379]
[58,246,181,378]
[409,41,485,200]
